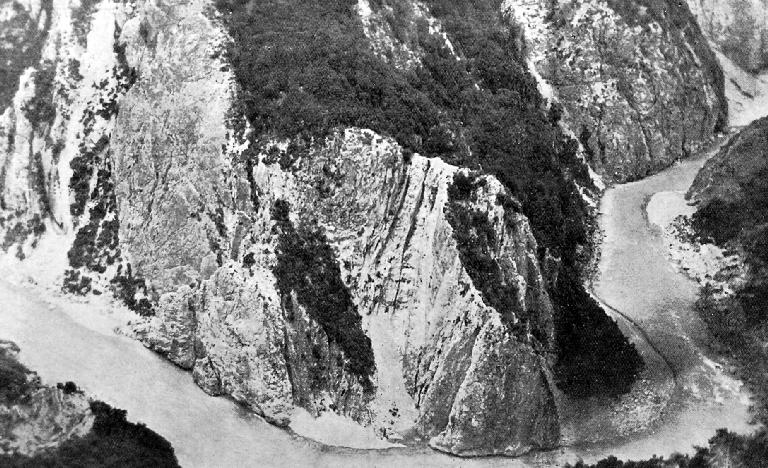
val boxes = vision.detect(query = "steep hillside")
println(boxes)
[508,0,727,182]
[0,0,52,111]
[687,116,768,333]
[687,0,768,74]
[0,0,732,456]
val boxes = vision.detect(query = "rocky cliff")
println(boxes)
[686,116,768,306]
[0,0,732,457]
[507,0,727,182]
[690,117,768,205]
[686,0,768,74]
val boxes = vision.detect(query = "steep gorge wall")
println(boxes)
[507,0,727,182]
[123,120,562,453]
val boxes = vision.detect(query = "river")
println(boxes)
[0,134,756,466]
[1,95,765,468]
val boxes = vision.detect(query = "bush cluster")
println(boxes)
[21,62,57,131]
[110,263,154,316]
[570,428,768,467]
[0,346,34,404]
[271,200,375,390]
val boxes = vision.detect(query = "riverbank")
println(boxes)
[0,339,179,466]
[589,132,755,456]
[0,134,757,467]
[0,250,755,467]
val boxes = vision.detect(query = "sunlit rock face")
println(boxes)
[686,0,768,74]
[125,120,561,452]
[506,0,727,183]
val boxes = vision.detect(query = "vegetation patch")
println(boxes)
[0,343,36,404]
[550,266,644,397]
[21,61,57,130]
[445,172,523,331]
[0,0,53,111]
[66,164,120,274]
[569,428,768,467]
[0,213,45,259]
[29,151,51,216]
[110,263,154,316]
[271,199,375,390]
[71,0,100,46]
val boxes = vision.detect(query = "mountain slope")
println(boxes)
[686,0,768,74]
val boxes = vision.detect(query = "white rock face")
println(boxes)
[125,125,560,452]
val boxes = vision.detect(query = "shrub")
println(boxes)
[110,263,154,316]
[29,152,51,215]
[21,62,57,130]
[56,381,81,395]
[691,198,746,245]
[62,269,93,295]
[0,347,34,404]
